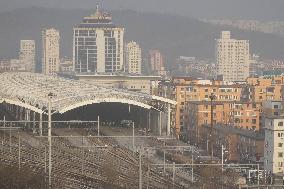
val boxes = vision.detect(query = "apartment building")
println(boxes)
[216,31,250,82]
[125,41,142,74]
[159,77,244,137]
[149,49,166,76]
[42,28,60,75]
[264,117,284,175]
[201,124,264,163]
[186,101,261,144]
[244,77,283,103]
[19,40,36,72]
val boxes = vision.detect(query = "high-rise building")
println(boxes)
[149,49,165,75]
[19,40,36,72]
[73,5,124,74]
[42,28,60,75]
[216,31,250,82]
[125,41,142,74]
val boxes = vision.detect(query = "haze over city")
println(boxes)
[0,0,283,189]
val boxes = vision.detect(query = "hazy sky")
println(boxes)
[1,0,284,20]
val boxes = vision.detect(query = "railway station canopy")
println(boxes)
[0,72,176,114]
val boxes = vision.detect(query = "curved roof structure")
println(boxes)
[0,72,176,114]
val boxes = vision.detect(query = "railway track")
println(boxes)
[0,130,186,189]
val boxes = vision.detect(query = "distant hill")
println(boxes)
[1,7,284,69]
[2,0,284,21]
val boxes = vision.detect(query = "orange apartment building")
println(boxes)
[244,76,284,129]
[186,101,261,144]
[175,82,243,137]
[157,76,284,138]
[156,77,244,137]
[200,124,264,163]
[245,77,283,103]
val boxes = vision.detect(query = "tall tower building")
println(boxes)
[125,41,142,75]
[19,40,36,72]
[73,5,124,74]
[216,31,250,82]
[42,28,60,75]
[149,49,165,75]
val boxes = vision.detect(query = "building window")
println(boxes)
[278,122,283,126]
[278,152,283,158]
[274,105,279,109]
[278,143,283,147]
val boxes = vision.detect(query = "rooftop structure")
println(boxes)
[0,72,175,115]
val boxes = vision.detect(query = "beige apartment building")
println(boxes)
[19,40,36,72]
[149,49,166,76]
[125,41,142,74]
[216,31,250,82]
[42,28,60,75]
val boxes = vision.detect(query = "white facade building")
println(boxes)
[216,31,250,82]
[125,41,142,74]
[19,40,36,72]
[73,5,124,74]
[264,117,284,175]
[42,28,60,75]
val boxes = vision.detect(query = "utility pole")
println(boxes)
[3,116,6,143]
[9,122,12,153]
[44,146,47,174]
[163,140,166,173]
[191,152,194,182]
[97,116,100,136]
[172,162,176,189]
[47,92,54,188]
[257,164,260,186]
[139,151,142,189]
[18,132,21,171]
[222,145,224,172]
[209,93,216,161]
[132,122,135,154]
[81,148,84,175]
